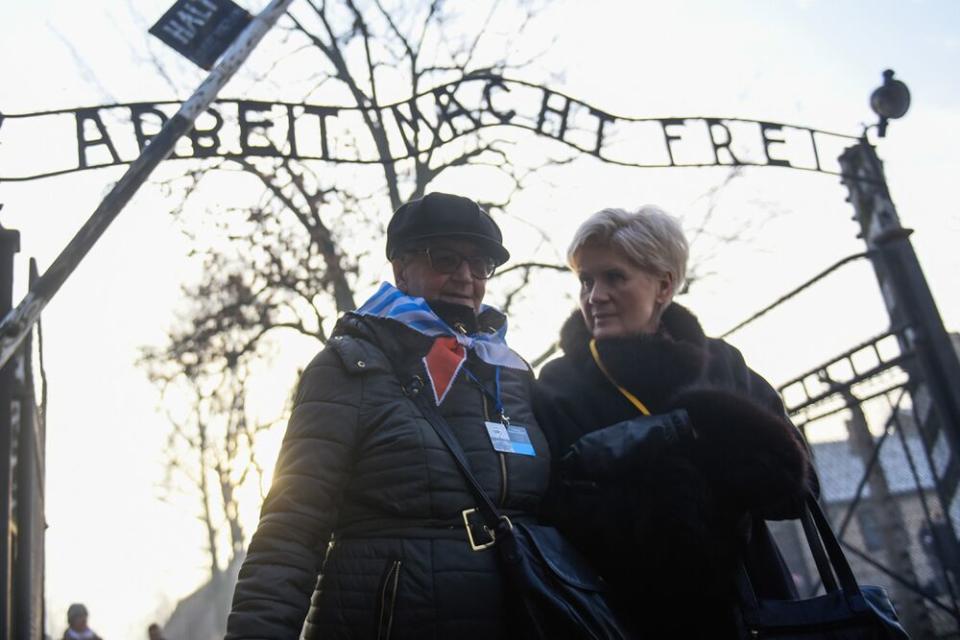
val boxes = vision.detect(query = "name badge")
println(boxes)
[484,421,536,456]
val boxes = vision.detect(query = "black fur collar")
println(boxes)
[557,302,710,410]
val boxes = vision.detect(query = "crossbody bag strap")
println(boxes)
[589,338,652,416]
[408,386,504,531]
[380,344,505,532]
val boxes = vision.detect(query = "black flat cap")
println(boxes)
[386,192,510,265]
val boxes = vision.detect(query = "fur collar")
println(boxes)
[557,302,710,410]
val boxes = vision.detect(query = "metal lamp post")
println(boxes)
[839,70,960,637]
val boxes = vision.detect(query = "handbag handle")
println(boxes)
[805,495,865,601]
[800,501,840,593]
[737,494,866,612]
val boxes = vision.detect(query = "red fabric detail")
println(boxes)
[423,336,467,405]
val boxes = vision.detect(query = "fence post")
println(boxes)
[840,141,960,492]
[12,259,42,640]
[0,220,20,640]
[840,140,960,632]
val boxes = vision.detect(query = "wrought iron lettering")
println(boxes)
[301,105,338,160]
[433,84,480,141]
[705,118,741,166]
[590,108,614,155]
[285,104,297,158]
[660,118,686,166]
[389,101,421,156]
[0,77,861,182]
[130,104,170,152]
[188,107,224,157]
[482,78,515,124]
[759,121,791,168]
[536,89,571,141]
[75,109,121,169]
[238,101,279,157]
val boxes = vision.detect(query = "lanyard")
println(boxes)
[589,338,652,416]
[462,365,507,423]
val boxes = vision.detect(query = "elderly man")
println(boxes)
[227,193,550,639]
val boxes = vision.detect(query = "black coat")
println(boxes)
[227,309,551,640]
[534,303,814,639]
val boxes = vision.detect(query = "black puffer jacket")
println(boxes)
[535,303,814,639]
[227,310,550,640]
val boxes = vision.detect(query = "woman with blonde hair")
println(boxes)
[535,205,814,638]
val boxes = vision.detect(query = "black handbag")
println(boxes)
[735,495,910,639]
[407,384,631,640]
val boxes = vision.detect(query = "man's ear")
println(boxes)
[392,258,406,289]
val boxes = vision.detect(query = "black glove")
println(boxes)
[559,410,694,480]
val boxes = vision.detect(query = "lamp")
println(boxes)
[870,69,910,137]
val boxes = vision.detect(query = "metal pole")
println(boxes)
[839,139,960,633]
[12,261,41,640]
[840,141,960,488]
[0,222,20,640]
[0,0,296,371]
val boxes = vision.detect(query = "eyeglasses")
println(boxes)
[415,247,498,279]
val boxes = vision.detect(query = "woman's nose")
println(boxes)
[588,283,609,304]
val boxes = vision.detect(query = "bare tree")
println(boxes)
[140,2,774,585]
[139,0,562,581]
[140,352,275,577]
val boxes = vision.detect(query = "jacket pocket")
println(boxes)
[376,559,402,640]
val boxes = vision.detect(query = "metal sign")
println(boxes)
[0,77,860,183]
[0,0,296,375]
[149,0,252,70]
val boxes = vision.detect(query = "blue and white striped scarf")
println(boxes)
[355,282,527,370]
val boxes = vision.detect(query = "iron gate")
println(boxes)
[728,141,960,639]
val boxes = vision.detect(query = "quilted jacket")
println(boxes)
[226,310,551,640]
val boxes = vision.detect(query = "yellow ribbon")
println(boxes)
[589,338,652,416]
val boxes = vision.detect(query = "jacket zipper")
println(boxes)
[498,452,508,506]
[377,559,401,640]
[481,388,509,506]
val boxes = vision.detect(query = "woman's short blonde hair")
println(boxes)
[567,206,689,293]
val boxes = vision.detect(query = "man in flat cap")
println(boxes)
[228,193,551,639]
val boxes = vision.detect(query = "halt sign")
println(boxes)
[149,0,252,70]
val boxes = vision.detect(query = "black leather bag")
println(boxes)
[735,495,910,639]
[409,387,630,640]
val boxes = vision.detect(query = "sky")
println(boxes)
[1,0,959,638]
